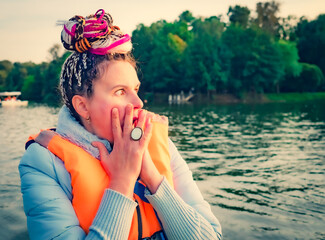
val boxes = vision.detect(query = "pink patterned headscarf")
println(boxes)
[60,9,132,55]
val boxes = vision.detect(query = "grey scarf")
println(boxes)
[56,105,112,159]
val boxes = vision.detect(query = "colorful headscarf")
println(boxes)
[60,9,132,55]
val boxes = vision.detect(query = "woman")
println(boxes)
[19,9,222,240]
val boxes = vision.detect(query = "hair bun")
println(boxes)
[60,9,132,55]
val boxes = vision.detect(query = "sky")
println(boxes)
[0,0,324,63]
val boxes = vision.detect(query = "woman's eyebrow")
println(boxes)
[109,83,141,90]
[110,84,127,90]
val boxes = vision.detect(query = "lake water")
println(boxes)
[0,101,324,240]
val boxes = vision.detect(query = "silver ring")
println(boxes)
[130,127,143,141]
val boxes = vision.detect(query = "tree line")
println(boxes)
[0,1,324,104]
[0,46,70,105]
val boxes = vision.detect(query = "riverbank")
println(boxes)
[146,92,325,104]
[266,92,325,102]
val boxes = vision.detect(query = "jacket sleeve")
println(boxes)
[145,139,222,240]
[19,143,137,240]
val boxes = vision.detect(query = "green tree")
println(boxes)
[276,40,302,92]
[296,14,325,76]
[227,5,251,28]
[278,15,299,40]
[48,44,62,61]
[133,12,194,93]
[299,63,325,92]
[283,63,325,92]
[222,25,284,94]
[178,10,195,24]
[21,63,47,101]
[21,75,38,100]
[0,60,13,91]
[42,50,69,105]
[132,20,166,92]
[182,16,230,95]
[255,1,281,37]
[150,26,188,93]
[6,62,28,91]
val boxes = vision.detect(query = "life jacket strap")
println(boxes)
[142,230,167,240]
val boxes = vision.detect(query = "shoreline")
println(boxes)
[13,92,325,107]
[145,92,325,104]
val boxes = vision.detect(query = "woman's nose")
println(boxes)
[131,93,143,109]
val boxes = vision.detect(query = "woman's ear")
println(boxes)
[72,95,89,120]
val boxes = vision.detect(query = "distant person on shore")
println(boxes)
[19,9,222,239]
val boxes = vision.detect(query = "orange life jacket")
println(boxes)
[26,122,173,239]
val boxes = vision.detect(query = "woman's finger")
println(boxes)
[111,108,122,142]
[123,104,133,137]
[136,109,147,130]
[140,116,153,147]
[92,141,110,160]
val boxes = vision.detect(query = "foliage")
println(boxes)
[275,40,302,92]
[0,60,13,91]
[277,40,301,77]
[281,63,325,92]
[278,15,298,40]
[296,14,325,76]
[222,25,284,94]
[1,2,324,105]
[1,46,69,105]
[227,5,251,28]
[182,16,229,94]
[132,17,193,93]
[254,1,281,37]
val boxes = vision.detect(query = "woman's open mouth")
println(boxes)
[133,117,138,127]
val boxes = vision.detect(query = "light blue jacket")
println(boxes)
[19,106,222,239]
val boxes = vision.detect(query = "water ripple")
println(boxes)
[150,102,325,239]
[1,102,325,239]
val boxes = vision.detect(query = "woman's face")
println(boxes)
[86,60,143,143]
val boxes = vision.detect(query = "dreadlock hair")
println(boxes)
[58,9,134,124]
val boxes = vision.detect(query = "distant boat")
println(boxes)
[0,91,28,107]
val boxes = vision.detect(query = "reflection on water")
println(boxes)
[0,101,324,239]
[0,105,59,240]
[149,102,325,240]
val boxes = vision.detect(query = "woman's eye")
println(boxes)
[115,89,125,96]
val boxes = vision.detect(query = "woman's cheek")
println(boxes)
[94,104,111,126]
[97,101,111,116]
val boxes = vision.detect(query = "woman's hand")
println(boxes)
[34,130,57,148]
[140,149,163,194]
[139,113,167,193]
[92,104,153,199]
